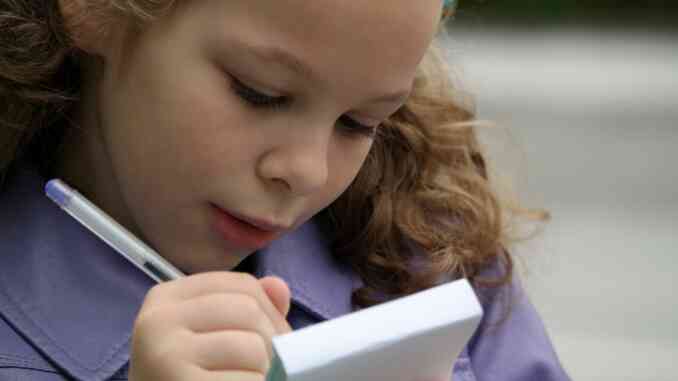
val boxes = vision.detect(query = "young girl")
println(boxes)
[0,0,569,380]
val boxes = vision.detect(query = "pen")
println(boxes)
[45,179,286,380]
[45,179,185,282]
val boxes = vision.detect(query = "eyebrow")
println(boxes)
[237,41,412,104]
[240,42,316,80]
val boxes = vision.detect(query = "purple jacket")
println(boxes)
[0,165,569,380]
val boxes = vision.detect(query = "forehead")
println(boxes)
[189,0,442,92]
[255,0,442,47]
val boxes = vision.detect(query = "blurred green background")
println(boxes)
[453,0,678,29]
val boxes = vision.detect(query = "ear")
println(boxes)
[58,0,113,56]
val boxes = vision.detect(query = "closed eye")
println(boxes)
[229,75,378,138]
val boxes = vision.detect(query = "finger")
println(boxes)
[143,272,289,334]
[170,293,276,360]
[208,371,266,381]
[182,365,266,381]
[187,330,271,374]
[258,276,291,319]
[174,293,275,334]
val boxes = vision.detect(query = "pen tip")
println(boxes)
[45,179,70,207]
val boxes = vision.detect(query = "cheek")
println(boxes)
[110,57,258,185]
[335,142,373,187]
[313,139,373,210]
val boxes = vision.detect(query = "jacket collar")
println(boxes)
[0,164,359,381]
[256,224,363,321]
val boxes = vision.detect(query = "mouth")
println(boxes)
[210,204,286,250]
[227,209,293,232]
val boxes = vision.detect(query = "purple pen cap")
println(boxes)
[45,179,72,207]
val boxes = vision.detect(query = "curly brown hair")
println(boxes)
[0,0,545,309]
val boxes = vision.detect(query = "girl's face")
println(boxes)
[65,0,442,273]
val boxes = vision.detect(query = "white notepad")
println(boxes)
[267,278,483,381]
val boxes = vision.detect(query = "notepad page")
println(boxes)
[271,278,483,381]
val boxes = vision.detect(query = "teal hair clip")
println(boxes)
[442,0,457,17]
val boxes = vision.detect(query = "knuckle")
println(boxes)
[133,308,156,330]
[144,283,166,301]
[142,336,184,367]
[236,293,263,316]
[203,271,260,295]
[133,308,165,336]
[214,294,272,335]
[236,272,260,289]
[254,309,273,334]
[204,293,232,310]
[250,333,272,370]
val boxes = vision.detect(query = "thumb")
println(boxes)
[259,276,292,319]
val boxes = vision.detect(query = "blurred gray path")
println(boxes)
[442,27,678,381]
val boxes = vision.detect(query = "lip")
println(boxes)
[210,204,281,249]
[227,210,292,232]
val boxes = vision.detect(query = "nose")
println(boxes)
[256,129,330,196]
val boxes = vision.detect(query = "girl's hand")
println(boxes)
[128,272,292,381]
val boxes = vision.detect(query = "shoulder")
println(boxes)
[465,258,571,381]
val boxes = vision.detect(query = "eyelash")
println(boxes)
[229,77,377,138]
